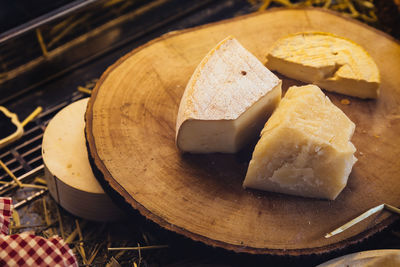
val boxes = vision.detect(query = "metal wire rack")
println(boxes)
[0,91,85,188]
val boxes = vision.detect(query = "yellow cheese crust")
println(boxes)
[266,32,380,99]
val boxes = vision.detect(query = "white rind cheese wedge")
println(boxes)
[243,85,357,200]
[266,32,380,99]
[176,36,282,153]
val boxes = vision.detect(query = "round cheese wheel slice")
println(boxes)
[42,98,124,221]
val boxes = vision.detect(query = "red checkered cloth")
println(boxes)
[0,197,12,235]
[0,197,78,267]
[0,234,78,267]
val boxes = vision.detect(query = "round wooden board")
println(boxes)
[86,8,400,255]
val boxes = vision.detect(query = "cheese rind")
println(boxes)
[266,32,380,99]
[243,85,357,200]
[176,36,281,153]
[42,98,104,193]
[42,98,124,221]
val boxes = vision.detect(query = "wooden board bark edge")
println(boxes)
[85,7,400,255]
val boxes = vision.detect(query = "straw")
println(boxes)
[325,204,384,238]
[325,203,400,238]
[108,245,169,251]
[14,189,48,209]
[21,106,43,127]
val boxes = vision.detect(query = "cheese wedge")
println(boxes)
[176,36,282,153]
[266,32,380,99]
[243,85,357,200]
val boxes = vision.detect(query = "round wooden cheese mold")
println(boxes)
[42,98,124,221]
[85,8,400,254]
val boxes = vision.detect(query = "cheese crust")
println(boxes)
[266,32,380,99]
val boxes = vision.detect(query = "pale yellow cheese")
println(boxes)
[243,85,357,200]
[42,99,103,194]
[42,98,124,221]
[176,36,282,153]
[266,32,380,99]
[364,253,400,267]
[317,250,400,267]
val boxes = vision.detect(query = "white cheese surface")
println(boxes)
[176,36,281,153]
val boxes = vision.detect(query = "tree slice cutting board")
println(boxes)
[85,8,400,255]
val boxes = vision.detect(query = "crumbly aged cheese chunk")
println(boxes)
[266,32,380,99]
[243,85,357,200]
[176,36,282,153]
